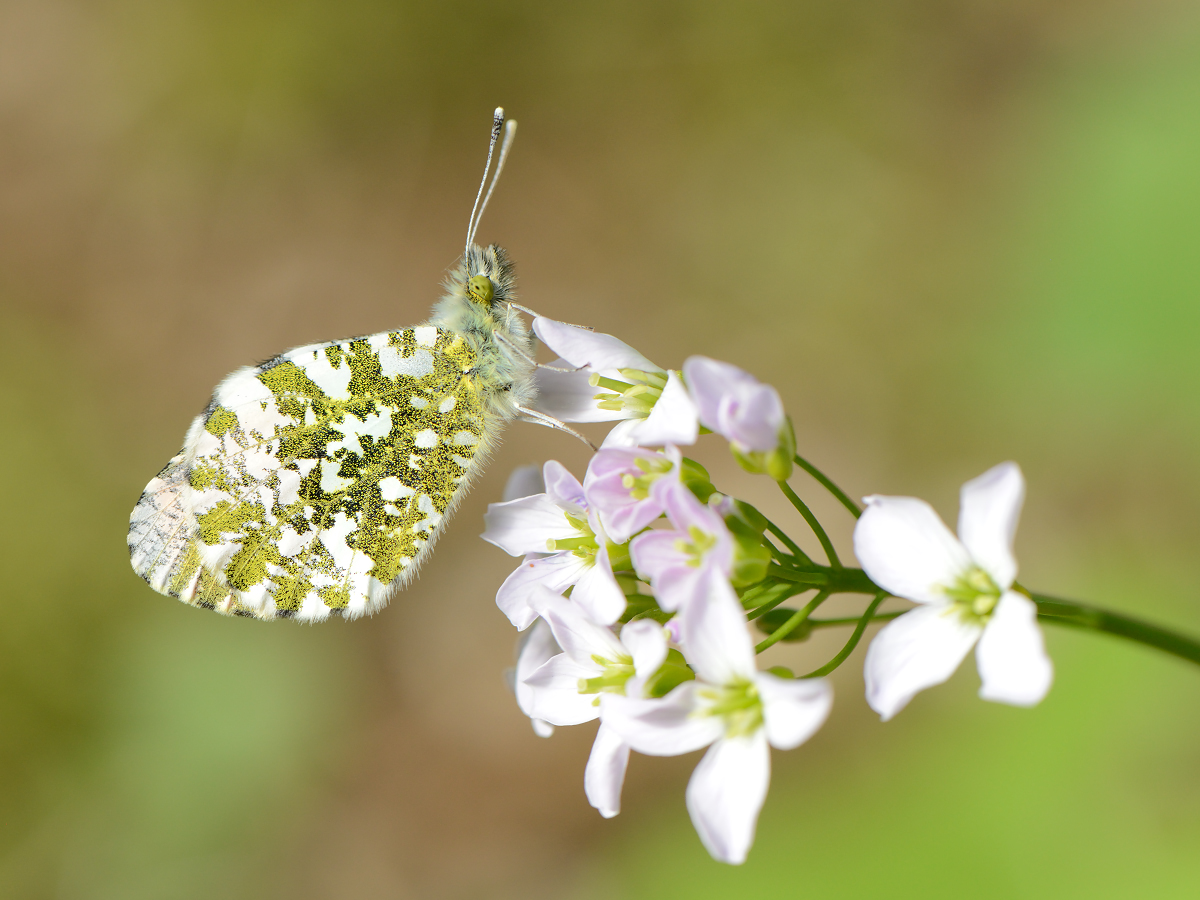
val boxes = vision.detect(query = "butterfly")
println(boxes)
[128,108,583,622]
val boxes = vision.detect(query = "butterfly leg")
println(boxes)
[494,330,583,373]
[504,302,595,333]
[513,404,598,451]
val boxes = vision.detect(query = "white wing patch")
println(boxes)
[128,328,490,621]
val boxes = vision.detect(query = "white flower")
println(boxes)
[682,356,794,479]
[522,587,670,818]
[482,461,626,628]
[629,484,734,613]
[601,571,832,864]
[853,461,1053,721]
[531,317,698,448]
[509,619,559,738]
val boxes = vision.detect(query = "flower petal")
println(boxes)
[570,542,628,625]
[542,460,588,512]
[864,603,982,721]
[679,570,756,684]
[528,585,628,664]
[482,494,578,557]
[502,463,547,502]
[524,654,603,726]
[756,673,833,750]
[584,447,673,543]
[620,619,669,682]
[976,590,1053,707]
[853,495,972,603]
[495,553,588,629]
[515,619,560,737]
[585,723,631,819]
[958,462,1024,590]
[625,370,699,447]
[683,356,743,429]
[685,731,771,865]
[600,683,724,756]
[534,317,662,372]
[532,365,632,423]
[598,418,646,448]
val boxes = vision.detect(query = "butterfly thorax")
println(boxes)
[427,243,536,423]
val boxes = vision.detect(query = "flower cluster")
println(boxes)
[482,319,1054,865]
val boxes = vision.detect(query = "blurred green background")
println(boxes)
[2,1,1199,897]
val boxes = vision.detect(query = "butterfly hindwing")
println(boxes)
[129,326,489,621]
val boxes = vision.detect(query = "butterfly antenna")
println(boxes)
[472,118,517,246]
[466,108,506,261]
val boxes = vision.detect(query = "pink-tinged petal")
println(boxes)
[482,494,578,557]
[503,464,546,502]
[719,380,785,451]
[976,591,1053,707]
[524,655,602,726]
[514,620,559,737]
[685,731,771,865]
[680,570,756,684]
[570,543,627,625]
[583,447,671,543]
[620,619,669,682]
[958,462,1024,590]
[495,553,588,629]
[600,684,724,756]
[625,370,699,447]
[662,486,733,572]
[528,586,628,663]
[532,365,632,423]
[542,460,588,512]
[585,723,631,819]
[654,566,709,614]
[853,496,972,604]
[629,530,686,582]
[756,673,833,750]
[534,317,662,372]
[864,604,982,721]
[683,356,743,428]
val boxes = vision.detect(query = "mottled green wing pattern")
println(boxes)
[129,326,487,621]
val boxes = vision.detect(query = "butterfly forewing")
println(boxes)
[129,326,488,621]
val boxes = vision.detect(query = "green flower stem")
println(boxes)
[778,481,842,569]
[800,592,888,678]
[756,590,830,654]
[746,584,810,621]
[807,611,904,628]
[1029,591,1200,667]
[764,519,814,566]
[793,453,861,519]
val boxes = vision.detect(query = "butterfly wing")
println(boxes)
[128,326,491,621]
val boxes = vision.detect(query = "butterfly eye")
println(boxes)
[467,274,495,305]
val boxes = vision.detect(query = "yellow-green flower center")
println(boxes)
[619,454,675,500]
[547,513,599,560]
[579,654,636,703]
[674,526,719,567]
[591,368,670,418]
[942,566,1002,623]
[699,678,764,738]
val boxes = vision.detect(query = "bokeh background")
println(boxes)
[3,1,1200,897]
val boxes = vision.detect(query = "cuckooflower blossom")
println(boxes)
[583,445,685,543]
[629,485,734,613]
[522,587,671,818]
[482,461,626,628]
[531,317,698,448]
[853,461,1053,720]
[509,619,560,738]
[682,356,795,480]
[602,572,832,864]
